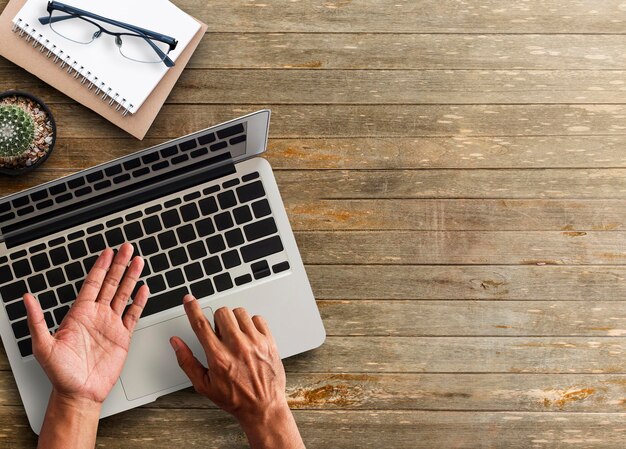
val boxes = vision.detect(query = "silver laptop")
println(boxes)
[0,110,326,433]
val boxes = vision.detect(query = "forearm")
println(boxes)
[239,402,305,449]
[38,391,101,449]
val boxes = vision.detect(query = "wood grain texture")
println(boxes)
[21,104,626,139]
[5,68,626,104]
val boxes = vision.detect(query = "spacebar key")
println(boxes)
[241,235,284,263]
[140,287,188,318]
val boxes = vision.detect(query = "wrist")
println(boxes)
[238,400,305,449]
[237,398,290,431]
[49,389,103,415]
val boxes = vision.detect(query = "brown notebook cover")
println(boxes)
[0,0,207,140]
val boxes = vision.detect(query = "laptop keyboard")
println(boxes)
[0,170,291,357]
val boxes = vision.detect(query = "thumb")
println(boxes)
[23,293,53,357]
[170,336,210,394]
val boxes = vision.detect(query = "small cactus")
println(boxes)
[0,105,35,161]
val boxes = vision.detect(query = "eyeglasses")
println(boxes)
[38,1,178,67]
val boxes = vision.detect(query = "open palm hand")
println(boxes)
[24,243,150,403]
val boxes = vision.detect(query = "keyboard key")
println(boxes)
[113,174,131,184]
[150,254,169,273]
[210,141,228,152]
[133,167,150,177]
[105,228,125,247]
[123,158,141,170]
[190,278,214,299]
[160,145,178,157]
[83,255,99,273]
[206,235,226,254]
[0,211,15,221]
[35,199,54,210]
[57,284,76,304]
[233,205,253,224]
[39,291,57,310]
[236,181,265,203]
[187,241,207,260]
[141,286,187,318]
[142,216,162,234]
[50,183,67,195]
[12,259,31,278]
[225,228,244,247]
[104,165,122,176]
[75,186,92,197]
[31,190,48,201]
[87,224,104,234]
[131,281,145,299]
[1,280,27,302]
[146,275,166,293]
[6,300,26,321]
[124,222,143,241]
[46,268,65,288]
[217,123,244,140]
[68,240,88,259]
[218,191,237,209]
[176,224,196,244]
[126,211,143,221]
[65,262,84,281]
[158,230,177,250]
[86,171,104,182]
[56,193,73,203]
[142,152,159,164]
[161,209,181,228]
[242,172,260,182]
[164,198,181,208]
[169,247,188,266]
[244,217,277,242]
[184,192,201,201]
[221,250,241,269]
[27,274,46,293]
[195,217,215,237]
[53,306,70,324]
[44,311,54,329]
[272,261,290,273]
[203,185,220,195]
[241,236,284,263]
[106,217,123,227]
[202,256,222,275]
[68,177,85,188]
[0,265,12,285]
[181,203,200,222]
[252,199,271,218]
[214,273,233,292]
[49,237,66,247]
[235,274,252,286]
[0,202,9,213]
[18,338,32,357]
[17,206,34,216]
[251,260,271,279]
[230,135,247,145]
[31,253,50,272]
[223,179,240,189]
[165,269,185,288]
[12,319,29,339]
[199,197,218,215]
[183,262,203,282]
[179,138,197,151]
[190,146,208,158]
[214,212,234,231]
[67,230,85,241]
[145,204,163,215]
[50,247,69,265]
[87,235,106,253]
[198,133,216,145]
[172,154,189,165]
[152,160,169,171]
[94,180,112,191]
[139,236,159,256]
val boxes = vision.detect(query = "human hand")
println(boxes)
[24,243,150,405]
[170,297,305,449]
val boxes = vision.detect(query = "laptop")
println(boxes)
[0,110,326,433]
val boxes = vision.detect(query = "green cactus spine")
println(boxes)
[0,105,36,161]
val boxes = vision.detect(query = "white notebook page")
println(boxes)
[12,0,200,114]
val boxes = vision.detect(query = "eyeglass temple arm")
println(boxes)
[38,14,71,25]
[143,37,175,68]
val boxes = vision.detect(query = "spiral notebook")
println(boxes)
[0,0,207,139]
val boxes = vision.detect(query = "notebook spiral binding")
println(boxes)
[11,18,133,116]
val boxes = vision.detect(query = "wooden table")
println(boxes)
[1,0,626,447]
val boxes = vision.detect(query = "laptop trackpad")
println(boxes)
[119,307,214,401]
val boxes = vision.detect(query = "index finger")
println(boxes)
[76,248,115,303]
[182,295,222,356]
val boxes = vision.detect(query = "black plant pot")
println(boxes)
[0,90,57,176]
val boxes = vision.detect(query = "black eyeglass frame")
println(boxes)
[38,1,178,67]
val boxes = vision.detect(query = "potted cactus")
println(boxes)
[0,90,56,175]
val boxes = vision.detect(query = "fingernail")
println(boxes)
[169,337,179,351]
[183,294,195,304]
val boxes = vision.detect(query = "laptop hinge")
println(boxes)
[3,154,235,249]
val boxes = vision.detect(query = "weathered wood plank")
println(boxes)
[306,265,626,301]
[1,371,625,412]
[19,104,626,139]
[295,231,626,265]
[1,407,625,449]
[1,337,624,373]
[3,0,626,34]
[4,34,625,70]
[4,136,626,172]
[5,68,626,104]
